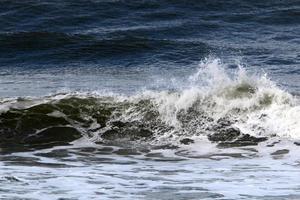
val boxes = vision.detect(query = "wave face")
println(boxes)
[1,59,299,151]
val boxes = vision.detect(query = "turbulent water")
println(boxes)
[1,1,300,199]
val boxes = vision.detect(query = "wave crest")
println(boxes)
[0,58,299,151]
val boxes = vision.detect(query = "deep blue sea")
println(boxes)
[0,1,300,199]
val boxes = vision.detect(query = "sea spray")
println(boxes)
[0,58,299,152]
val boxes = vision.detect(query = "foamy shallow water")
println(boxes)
[1,139,300,200]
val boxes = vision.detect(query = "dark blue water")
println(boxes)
[0,0,299,96]
[1,1,300,200]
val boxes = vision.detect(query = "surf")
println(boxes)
[0,58,299,152]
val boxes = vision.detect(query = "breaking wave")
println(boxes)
[1,58,299,151]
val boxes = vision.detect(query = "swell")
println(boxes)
[0,31,210,64]
[1,0,299,67]
[2,0,298,28]
[0,32,88,50]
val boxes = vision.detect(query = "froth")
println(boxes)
[141,58,300,139]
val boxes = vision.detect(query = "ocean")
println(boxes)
[0,0,300,199]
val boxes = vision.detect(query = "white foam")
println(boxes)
[139,58,300,139]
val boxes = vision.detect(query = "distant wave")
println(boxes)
[0,31,210,64]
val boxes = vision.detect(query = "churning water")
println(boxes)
[0,1,300,199]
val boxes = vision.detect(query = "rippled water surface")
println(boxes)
[1,140,300,200]
[0,0,300,199]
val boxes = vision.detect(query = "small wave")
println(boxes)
[0,58,299,151]
[0,31,210,65]
[0,32,89,50]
